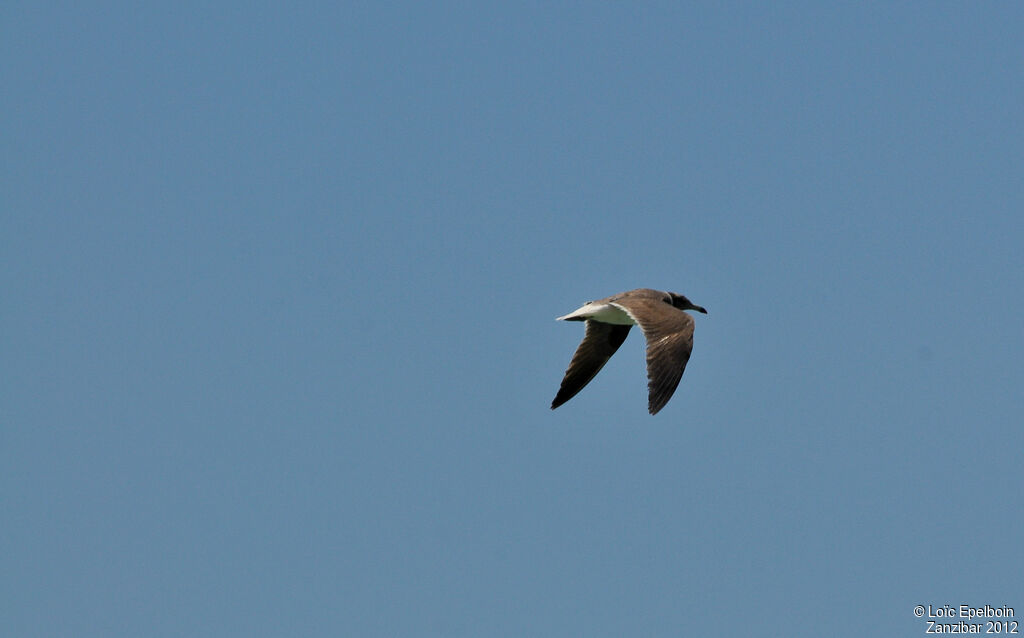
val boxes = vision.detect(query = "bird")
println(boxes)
[551,288,707,415]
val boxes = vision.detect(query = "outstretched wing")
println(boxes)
[610,296,695,415]
[551,321,631,410]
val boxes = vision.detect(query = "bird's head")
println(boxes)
[668,292,707,314]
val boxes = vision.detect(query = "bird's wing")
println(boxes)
[610,296,695,414]
[551,321,631,410]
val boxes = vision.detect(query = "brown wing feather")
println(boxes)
[551,321,631,409]
[644,330,693,414]
[610,294,695,415]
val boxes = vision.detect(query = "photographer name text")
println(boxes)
[914,605,1017,635]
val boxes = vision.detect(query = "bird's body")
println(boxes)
[551,288,707,415]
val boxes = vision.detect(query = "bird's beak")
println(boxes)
[694,305,708,314]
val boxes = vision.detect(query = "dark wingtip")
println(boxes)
[647,396,663,415]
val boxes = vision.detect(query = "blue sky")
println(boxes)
[3,2,1022,636]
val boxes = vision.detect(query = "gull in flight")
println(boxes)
[551,288,707,415]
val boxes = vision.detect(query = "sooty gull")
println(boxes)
[551,288,707,415]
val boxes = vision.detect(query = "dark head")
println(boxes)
[668,292,707,314]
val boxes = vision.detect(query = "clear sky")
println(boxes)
[3,3,1022,636]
